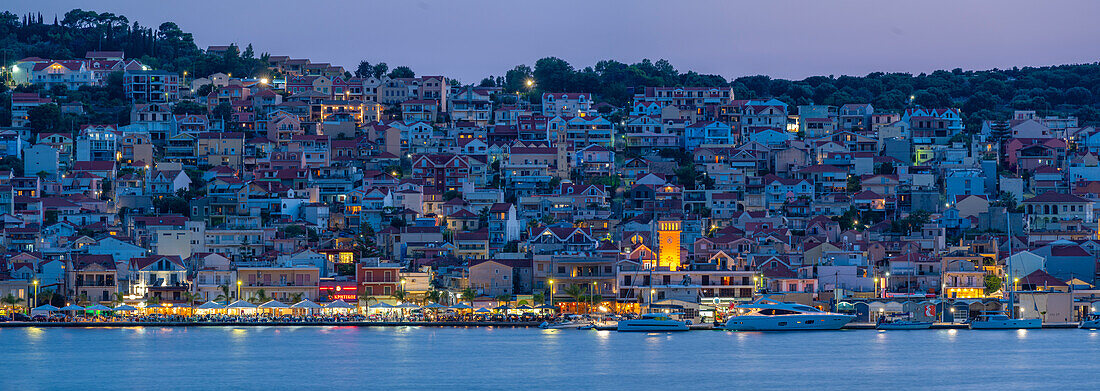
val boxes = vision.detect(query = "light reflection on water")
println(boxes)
[1,327,1097,389]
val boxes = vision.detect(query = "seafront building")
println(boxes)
[2,48,1099,325]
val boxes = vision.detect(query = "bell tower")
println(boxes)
[657,219,682,271]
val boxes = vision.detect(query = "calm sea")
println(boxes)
[1,326,1096,390]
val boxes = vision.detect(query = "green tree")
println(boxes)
[984,274,1003,295]
[27,103,61,133]
[388,66,414,79]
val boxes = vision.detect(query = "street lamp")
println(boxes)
[236,280,242,301]
[32,279,38,308]
[1014,278,1019,292]
[525,79,534,88]
[548,279,554,308]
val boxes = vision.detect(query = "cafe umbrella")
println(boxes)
[291,299,322,316]
[258,300,290,317]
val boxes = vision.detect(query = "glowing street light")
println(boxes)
[236,280,242,300]
[260,78,269,84]
[525,79,534,88]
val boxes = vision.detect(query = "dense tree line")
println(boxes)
[0,9,270,79]
[4,9,1099,131]
[486,57,1100,129]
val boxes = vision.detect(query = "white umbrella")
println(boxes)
[369,302,395,309]
[325,300,355,309]
[449,303,473,310]
[113,304,138,311]
[396,302,420,309]
[85,304,112,311]
[422,303,446,309]
[258,300,290,309]
[227,300,257,309]
[33,304,60,311]
[143,303,163,309]
[197,301,226,310]
[60,304,85,311]
[474,307,491,313]
[291,300,322,309]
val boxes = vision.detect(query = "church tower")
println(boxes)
[657,219,682,271]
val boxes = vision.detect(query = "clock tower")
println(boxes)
[657,219,682,271]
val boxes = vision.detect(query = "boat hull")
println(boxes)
[876,322,933,330]
[538,321,588,329]
[616,320,689,332]
[969,319,1041,329]
[724,314,854,331]
[1079,320,1100,329]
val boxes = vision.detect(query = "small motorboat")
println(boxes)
[876,320,933,330]
[538,315,591,329]
[970,311,1041,329]
[616,313,689,332]
[1079,314,1100,329]
[875,313,933,330]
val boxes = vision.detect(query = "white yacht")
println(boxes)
[969,312,1041,329]
[616,313,690,332]
[724,296,854,331]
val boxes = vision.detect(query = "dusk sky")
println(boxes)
[11,0,1100,82]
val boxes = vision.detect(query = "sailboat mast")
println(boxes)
[1006,212,1015,319]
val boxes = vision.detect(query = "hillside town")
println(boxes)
[3,47,1100,325]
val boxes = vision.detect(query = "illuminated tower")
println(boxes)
[657,219,682,271]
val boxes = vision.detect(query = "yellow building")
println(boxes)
[657,219,682,271]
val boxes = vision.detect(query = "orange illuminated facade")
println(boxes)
[657,220,682,271]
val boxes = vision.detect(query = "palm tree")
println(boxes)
[460,288,476,303]
[494,294,511,305]
[562,284,587,313]
[391,289,408,303]
[249,289,268,304]
[111,292,125,307]
[425,290,442,305]
[358,290,378,314]
[76,292,91,307]
[532,292,545,305]
[289,292,304,303]
[214,284,231,304]
[181,291,200,315]
[0,293,23,311]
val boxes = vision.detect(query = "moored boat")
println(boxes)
[1079,314,1100,329]
[616,313,689,332]
[969,311,1041,329]
[724,295,854,331]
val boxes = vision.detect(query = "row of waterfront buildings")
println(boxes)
[2,49,1099,322]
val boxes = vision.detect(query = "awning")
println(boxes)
[258,300,289,309]
[449,303,473,310]
[113,305,138,311]
[60,304,85,311]
[422,303,446,309]
[291,300,322,309]
[85,304,112,311]
[227,300,257,309]
[33,304,60,311]
[369,302,395,309]
[324,300,355,309]
[197,301,226,310]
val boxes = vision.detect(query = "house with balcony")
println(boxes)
[238,266,320,302]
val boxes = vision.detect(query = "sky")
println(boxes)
[11,0,1100,83]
